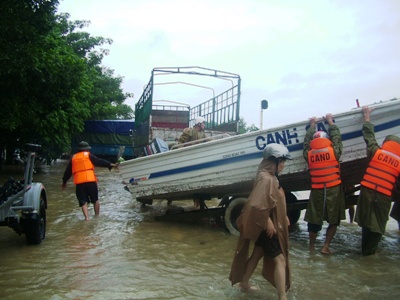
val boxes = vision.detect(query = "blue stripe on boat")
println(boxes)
[149,119,400,179]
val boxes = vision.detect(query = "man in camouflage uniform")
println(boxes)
[355,106,400,255]
[175,116,207,208]
[303,113,346,254]
[178,116,206,145]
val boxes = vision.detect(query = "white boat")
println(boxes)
[119,98,400,233]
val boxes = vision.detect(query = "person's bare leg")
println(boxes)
[321,224,337,254]
[239,246,264,291]
[348,206,355,223]
[81,203,90,221]
[309,231,318,252]
[273,254,287,300]
[94,200,100,216]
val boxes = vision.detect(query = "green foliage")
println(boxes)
[238,117,259,134]
[88,67,134,120]
[0,1,134,162]
[0,0,59,131]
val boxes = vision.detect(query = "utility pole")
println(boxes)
[260,100,268,130]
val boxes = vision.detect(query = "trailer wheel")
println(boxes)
[286,192,301,225]
[25,197,46,245]
[224,197,247,236]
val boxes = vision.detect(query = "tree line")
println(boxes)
[0,0,260,167]
[0,0,134,164]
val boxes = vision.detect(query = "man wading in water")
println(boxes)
[356,106,400,255]
[303,113,346,254]
[62,141,118,220]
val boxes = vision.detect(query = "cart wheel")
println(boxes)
[224,197,247,236]
[26,197,46,245]
[286,192,301,225]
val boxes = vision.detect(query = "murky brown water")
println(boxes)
[1,160,399,300]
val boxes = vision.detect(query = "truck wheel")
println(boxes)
[286,192,301,225]
[25,197,46,245]
[224,197,247,236]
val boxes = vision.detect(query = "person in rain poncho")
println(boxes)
[229,143,292,300]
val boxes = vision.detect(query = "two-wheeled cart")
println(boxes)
[0,144,47,244]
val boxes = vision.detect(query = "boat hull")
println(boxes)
[119,99,400,202]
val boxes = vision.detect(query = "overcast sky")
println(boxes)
[57,0,400,128]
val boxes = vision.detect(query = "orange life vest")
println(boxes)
[308,138,342,189]
[360,141,400,196]
[72,151,96,184]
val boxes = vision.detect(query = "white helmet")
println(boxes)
[194,116,206,125]
[313,131,329,139]
[263,143,292,160]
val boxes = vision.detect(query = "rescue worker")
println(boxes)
[176,116,208,208]
[230,143,292,300]
[389,173,400,231]
[303,113,346,254]
[62,141,118,221]
[177,116,207,145]
[355,106,400,255]
[390,185,400,232]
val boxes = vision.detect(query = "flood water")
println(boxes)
[1,160,400,300]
